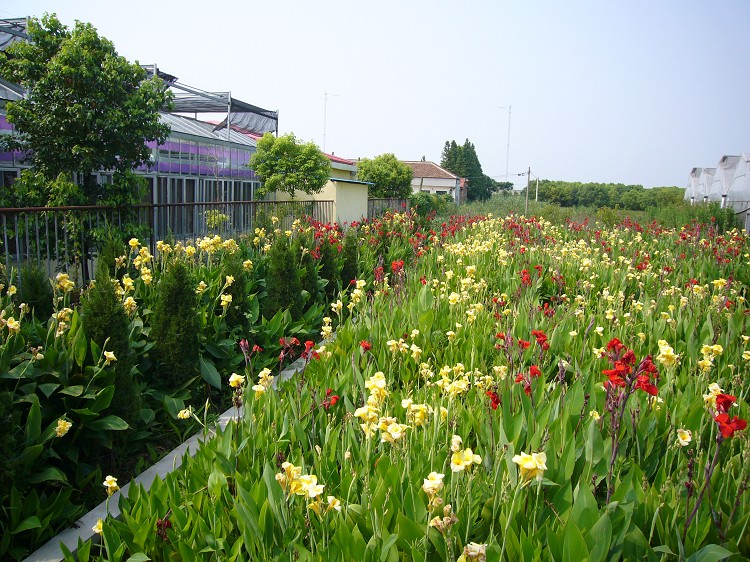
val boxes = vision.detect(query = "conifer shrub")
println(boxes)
[81,259,140,426]
[294,235,319,308]
[149,260,199,390]
[17,264,53,321]
[340,229,359,288]
[263,236,303,320]
[318,239,340,302]
[96,226,127,279]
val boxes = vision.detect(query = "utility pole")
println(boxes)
[525,166,530,214]
[535,177,539,202]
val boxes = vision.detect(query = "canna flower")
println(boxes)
[55,418,72,437]
[450,448,481,472]
[103,351,117,365]
[422,471,445,496]
[589,410,601,421]
[177,408,192,420]
[512,451,547,484]
[458,542,487,562]
[676,428,692,447]
[326,495,342,512]
[229,373,245,388]
[714,414,747,439]
[6,317,20,333]
[103,475,119,496]
[92,519,103,535]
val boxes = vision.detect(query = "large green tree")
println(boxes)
[440,138,492,201]
[249,132,331,198]
[356,153,413,198]
[0,14,171,200]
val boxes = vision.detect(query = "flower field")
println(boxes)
[48,213,749,561]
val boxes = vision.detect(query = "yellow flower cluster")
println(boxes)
[55,418,72,437]
[698,344,724,373]
[229,373,245,388]
[512,451,547,485]
[103,475,119,496]
[251,368,274,398]
[55,272,75,293]
[320,317,333,341]
[275,461,340,516]
[656,340,680,368]
[401,398,432,427]
[457,542,487,562]
[702,382,723,411]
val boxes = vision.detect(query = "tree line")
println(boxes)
[533,180,684,210]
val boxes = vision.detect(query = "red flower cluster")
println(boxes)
[515,365,542,396]
[322,388,340,410]
[602,338,659,396]
[531,330,550,351]
[391,260,405,274]
[360,340,372,352]
[715,414,747,438]
[520,269,532,287]
[301,340,318,361]
[486,390,500,410]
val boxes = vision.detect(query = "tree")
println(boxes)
[440,139,492,202]
[249,132,331,198]
[356,153,413,198]
[0,13,171,203]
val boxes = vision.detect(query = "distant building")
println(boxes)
[402,161,461,203]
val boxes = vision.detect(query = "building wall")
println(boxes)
[330,161,357,180]
[331,180,368,225]
[411,177,458,196]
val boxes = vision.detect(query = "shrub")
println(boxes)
[295,236,320,307]
[95,226,127,280]
[263,236,303,320]
[16,264,53,321]
[149,260,200,390]
[318,238,340,302]
[81,259,140,426]
[340,229,358,288]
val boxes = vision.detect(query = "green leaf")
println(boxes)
[12,516,42,534]
[27,466,68,483]
[125,554,151,562]
[685,544,734,562]
[60,385,85,397]
[37,382,60,398]
[199,354,222,389]
[87,415,129,431]
[563,520,588,562]
[25,394,41,444]
[73,326,87,367]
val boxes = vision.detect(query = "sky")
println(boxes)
[6,0,750,189]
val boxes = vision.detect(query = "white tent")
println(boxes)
[726,152,750,204]
[685,167,703,203]
[697,168,716,203]
[709,155,740,206]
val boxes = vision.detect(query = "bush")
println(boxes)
[16,264,53,321]
[95,226,127,280]
[81,259,140,425]
[340,229,358,288]
[149,260,200,390]
[263,236,303,320]
[318,238,340,302]
[295,235,320,307]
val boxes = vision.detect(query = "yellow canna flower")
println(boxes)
[104,351,117,365]
[55,418,72,437]
[92,519,103,535]
[676,428,692,447]
[229,373,245,388]
[103,475,119,496]
[177,408,192,420]
[512,451,547,484]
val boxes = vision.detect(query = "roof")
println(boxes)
[402,161,458,180]
[325,153,355,165]
[161,113,257,147]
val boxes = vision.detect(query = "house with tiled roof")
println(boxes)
[402,161,462,203]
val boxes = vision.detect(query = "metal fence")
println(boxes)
[367,198,410,219]
[1,199,334,284]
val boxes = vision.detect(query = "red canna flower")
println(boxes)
[360,340,372,352]
[715,393,737,415]
[518,339,531,349]
[607,338,624,353]
[323,388,340,410]
[529,365,541,378]
[714,414,747,438]
[634,374,658,396]
[486,390,500,410]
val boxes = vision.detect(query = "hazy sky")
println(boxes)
[7,1,750,188]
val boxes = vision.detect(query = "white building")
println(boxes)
[402,161,460,202]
